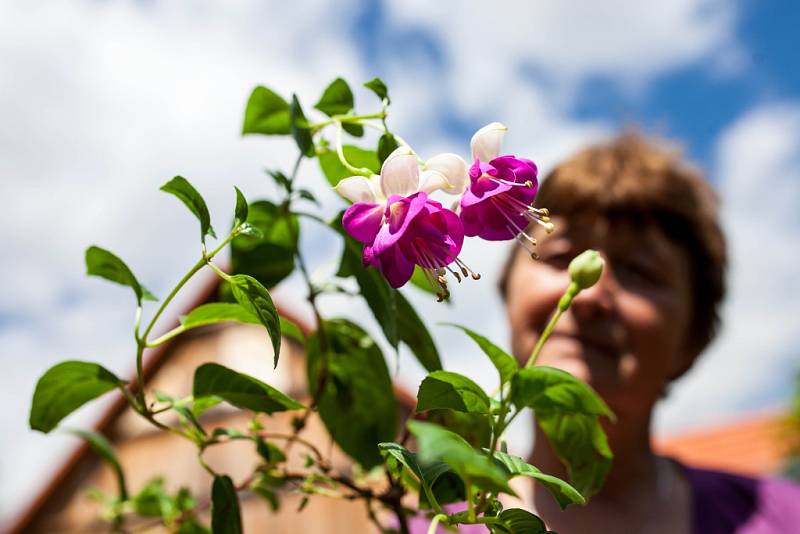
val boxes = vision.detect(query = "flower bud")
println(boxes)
[568,249,604,290]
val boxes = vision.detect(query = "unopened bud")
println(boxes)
[568,249,604,290]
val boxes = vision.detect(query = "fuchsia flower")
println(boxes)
[459,123,553,254]
[337,147,478,299]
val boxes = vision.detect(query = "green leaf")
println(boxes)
[211,475,242,534]
[192,395,222,417]
[492,509,548,534]
[491,450,585,509]
[267,169,292,192]
[306,319,396,469]
[426,409,491,448]
[342,122,364,137]
[364,77,390,104]
[160,176,216,241]
[295,188,319,206]
[85,246,156,304]
[289,94,314,157]
[132,478,170,517]
[229,274,281,368]
[230,200,298,289]
[181,303,261,330]
[407,420,513,495]
[444,324,518,386]
[153,391,207,438]
[510,366,612,417]
[256,438,287,464]
[70,429,128,500]
[30,361,123,433]
[319,146,381,188]
[233,187,248,227]
[396,291,442,372]
[377,133,399,164]
[194,363,302,414]
[416,370,490,414]
[242,85,291,135]
[510,367,613,498]
[331,213,398,348]
[314,78,355,117]
[378,442,465,507]
[537,410,613,499]
[378,442,424,479]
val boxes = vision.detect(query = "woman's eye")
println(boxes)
[542,252,574,269]
[617,260,661,286]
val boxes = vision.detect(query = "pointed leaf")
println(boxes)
[85,246,156,304]
[289,94,314,157]
[233,187,248,227]
[416,370,490,414]
[306,319,396,469]
[211,475,242,534]
[510,366,612,417]
[537,410,613,499]
[364,77,390,103]
[70,429,128,500]
[491,450,585,509]
[342,122,364,137]
[492,509,548,534]
[180,303,260,330]
[242,85,291,135]
[407,420,513,495]
[160,176,216,241]
[444,324,518,386]
[193,363,303,414]
[229,274,281,368]
[314,78,355,117]
[378,133,399,164]
[30,361,123,433]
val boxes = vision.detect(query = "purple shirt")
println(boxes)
[405,465,800,533]
[682,464,800,533]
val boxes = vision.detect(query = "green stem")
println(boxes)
[334,120,373,176]
[145,325,185,348]
[309,112,386,132]
[524,281,578,369]
[422,480,444,516]
[135,232,236,409]
[427,513,447,534]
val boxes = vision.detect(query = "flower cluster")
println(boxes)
[337,123,552,299]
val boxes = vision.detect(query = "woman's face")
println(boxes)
[505,214,695,420]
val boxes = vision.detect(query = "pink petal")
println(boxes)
[342,202,384,244]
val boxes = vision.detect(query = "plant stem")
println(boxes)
[309,111,386,132]
[334,120,373,176]
[427,513,447,534]
[524,306,564,369]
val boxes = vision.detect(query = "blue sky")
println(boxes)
[2,0,800,525]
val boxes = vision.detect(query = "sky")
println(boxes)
[2,0,800,525]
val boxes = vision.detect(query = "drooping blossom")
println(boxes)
[459,122,553,256]
[336,147,479,299]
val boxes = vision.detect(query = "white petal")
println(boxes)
[380,146,420,197]
[419,153,469,195]
[335,176,378,204]
[470,122,508,161]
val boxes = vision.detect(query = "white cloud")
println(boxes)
[654,102,800,433]
[383,0,742,111]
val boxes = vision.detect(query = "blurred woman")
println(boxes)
[499,133,800,533]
